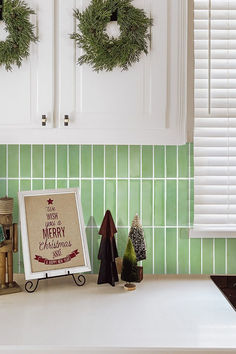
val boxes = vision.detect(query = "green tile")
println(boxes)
[32,145,43,178]
[8,145,19,178]
[203,239,213,274]
[105,180,116,222]
[215,239,225,274]
[20,145,31,178]
[93,145,104,178]
[154,180,164,226]
[32,180,43,190]
[0,180,6,197]
[178,229,189,274]
[142,180,152,226]
[81,180,91,226]
[166,228,177,274]
[69,180,80,188]
[57,145,67,178]
[190,179,194,225]
[57,179,67,189]
[81,145,91,178]
[178,180,188,226]
[105,145,116,178]
[130,180,140,225]
[154,229,164,274]
[0,145,6,177]
[190,238,201,274]
[227,239,236,274]
[93,180,104,226]
[69,145,80,178]
[130,146,140,178]
[85,227,92,273]
[190,143,194,178]
[154,146,164,178]
[178,144,189,178]
[45,145,55,178]
[118,146,128,178]
[20,179,31,191]
[45,179,55,189]
[117,180,128,226]
[143,228,153,274]
[93,228,101,274]
[166,180,176,226]
[142,146,153,178]
[8,180,18,222]
[166,146,177,178]
[117,227,128,258]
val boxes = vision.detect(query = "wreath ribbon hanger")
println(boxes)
[0,0,3,21]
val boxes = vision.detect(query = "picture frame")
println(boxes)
[18,188,91,280]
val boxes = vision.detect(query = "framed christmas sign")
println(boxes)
[18,188,91,280]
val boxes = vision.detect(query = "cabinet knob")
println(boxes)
[42,115,47,127]
[64,115,69,127]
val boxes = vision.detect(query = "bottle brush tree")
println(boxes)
[129,214,146,262]
[121,237,138,288]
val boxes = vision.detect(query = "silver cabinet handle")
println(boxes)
[42,115,47,126]
[64,115,69,127]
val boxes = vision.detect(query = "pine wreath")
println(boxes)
[0,0,38,71]
[71,0,153,72]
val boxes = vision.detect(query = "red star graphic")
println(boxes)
[47,198,53,205]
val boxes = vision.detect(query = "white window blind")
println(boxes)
[190,0,236,238]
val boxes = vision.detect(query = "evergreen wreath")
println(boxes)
[71,0,153,72]
[0,0,38,71]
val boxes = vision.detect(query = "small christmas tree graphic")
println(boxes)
[129,214,146,262]
[121,238,138,291]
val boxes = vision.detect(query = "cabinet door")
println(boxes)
[58,0,188,145]
[0,0,54,133]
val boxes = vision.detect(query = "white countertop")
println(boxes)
[0,274,236,353]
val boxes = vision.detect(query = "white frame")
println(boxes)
[18,188,91,280]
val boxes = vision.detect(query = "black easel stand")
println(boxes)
[25,271,86,293]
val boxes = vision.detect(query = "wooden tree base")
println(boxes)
[124,283,136,291]
[0,282,21,296]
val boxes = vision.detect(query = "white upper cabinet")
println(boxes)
[0,0,54,134]
[0,0,188,145]
[57,0,188,145]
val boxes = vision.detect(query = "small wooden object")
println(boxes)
[0,197,21,295]
[124,283,136,291]
[136,266,143,283]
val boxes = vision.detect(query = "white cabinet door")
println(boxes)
[57,0,188,145]
[0,0,54,132]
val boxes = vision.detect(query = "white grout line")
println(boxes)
[152,145,155,274]
[128,145,130,226]
[103,145,105,215]
[43,145,45,190]
[18,145,21,272]
[140,145,143,267]
[91,145,94,271]
[225,238,228,274]
[6,145,8,195]
[55,145,58,189]
[67,145,69,189]
[0,177,194,181]
[213,238,215,274]
[85,225,191,229]
[188,143,191,274]
[79,145,81,191]
[140,145,142,223]
[176,146,179,275]
[164,145,167,274]
[201,238,203,275]
[115,146,118,228]
[30,145,33,191]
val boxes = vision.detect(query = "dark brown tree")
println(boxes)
[97,210,119,286]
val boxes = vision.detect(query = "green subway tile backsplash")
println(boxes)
[0,143,235,275]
